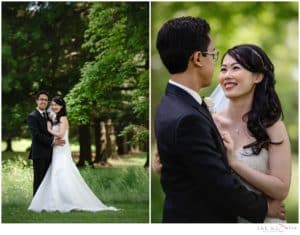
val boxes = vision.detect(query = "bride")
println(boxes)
[28,96,118,212]
[211,44,291,223]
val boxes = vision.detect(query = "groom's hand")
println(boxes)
[54,138,65,146]
[267,198,286,220]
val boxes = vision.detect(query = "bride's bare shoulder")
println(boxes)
[60,116,69,126]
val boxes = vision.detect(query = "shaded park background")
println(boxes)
[151,2,298,223]
[2,2,149,222]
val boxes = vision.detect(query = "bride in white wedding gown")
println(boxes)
[211,44,291,223]
[28,96,118,212]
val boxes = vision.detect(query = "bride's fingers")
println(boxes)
[221,133,231,143]
[280,212,286,220]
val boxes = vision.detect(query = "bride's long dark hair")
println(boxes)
[52,96,67,125]
[222,44,283,154]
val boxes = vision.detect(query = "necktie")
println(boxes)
[42,112,47,120]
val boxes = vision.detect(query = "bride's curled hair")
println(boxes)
[52,96,67,125]
[224,44,283,154]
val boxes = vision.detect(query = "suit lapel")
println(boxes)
[166,83,228,161]
[166,83,220,137]
[193,105,226,152]
[34,109,47,128]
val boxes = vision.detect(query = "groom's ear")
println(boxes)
[191,51,203,67]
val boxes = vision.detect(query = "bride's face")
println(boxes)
[219,54,263,99]
[50,101,62,113]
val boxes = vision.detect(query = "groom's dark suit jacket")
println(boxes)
[155,83,268,223]
[28,109,53,160]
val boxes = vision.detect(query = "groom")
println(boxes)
[28,90,65,195]
[155,16,284,223]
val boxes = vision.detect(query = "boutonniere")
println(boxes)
[204,97,215,113]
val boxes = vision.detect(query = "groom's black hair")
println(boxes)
[156,16,211,74]
[36,90,49,100]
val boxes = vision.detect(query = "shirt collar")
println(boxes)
[36,107,46,115]
[169,80,202,106]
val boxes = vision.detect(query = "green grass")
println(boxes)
[2,203,148,223]
[2,150,149,223]
[151,155,299,223]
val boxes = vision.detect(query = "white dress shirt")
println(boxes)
[169,80,202,106]
[36,107,46,117]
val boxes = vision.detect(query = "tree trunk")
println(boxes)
[105,120,112,159]
[116,133,129,155]
[94,121,102,163]
[107,119,118,159]
[143,140,149,168]
[94,121,107,164]
[5,138,13,152]
[77,124,93,167]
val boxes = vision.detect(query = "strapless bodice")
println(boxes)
[234,147,269,194]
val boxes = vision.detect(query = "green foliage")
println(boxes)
[66,2,149,147]
[120,124,149,147]
[3,2,149,153]
[2,2,88,140]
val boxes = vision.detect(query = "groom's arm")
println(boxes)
[175,114,268,222]
[28,115,53,147]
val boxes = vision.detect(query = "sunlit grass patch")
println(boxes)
[2,152,149,223]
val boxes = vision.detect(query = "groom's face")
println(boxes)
[36,94,49,111]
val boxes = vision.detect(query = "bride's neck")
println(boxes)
[226,98,252,123]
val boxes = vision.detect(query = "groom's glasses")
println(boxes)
[38,98,48,102]
[202,50,219,63]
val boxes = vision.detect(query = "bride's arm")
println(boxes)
[47,116,68,138]
[230,120,291,201]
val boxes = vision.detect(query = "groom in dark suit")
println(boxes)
[28,90,64,195]
[155,17,284,223]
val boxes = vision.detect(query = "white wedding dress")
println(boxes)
[28,124,118,212]
[235,147,285,223]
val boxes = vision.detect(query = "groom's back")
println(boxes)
[155,87,237,223]
[155,93,199,190]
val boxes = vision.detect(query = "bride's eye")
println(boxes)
[232,66,241,70]
[220,67,227,72]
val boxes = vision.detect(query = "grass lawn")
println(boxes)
[2,202,148,223]
[2,145,149,223]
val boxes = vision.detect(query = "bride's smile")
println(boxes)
[50,102,63,113]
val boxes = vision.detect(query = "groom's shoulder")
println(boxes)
[28,109,38,118]
[157,96,201,123]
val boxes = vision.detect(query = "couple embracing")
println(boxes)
[154,17,291,223]
[27,91,118,212]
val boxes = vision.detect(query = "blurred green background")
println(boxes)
[151,1,298,223]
